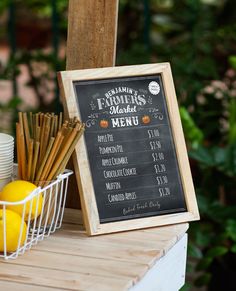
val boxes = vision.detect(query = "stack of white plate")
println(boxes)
[0,133,14,190]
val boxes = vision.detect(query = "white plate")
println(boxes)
[0,145,14,149]
[0,167,13,175]
[0,152,14,156]
[0,140,14,145]
[0,162,13,171]
[0,160,13,165]
[0,156,14,160]
[0,173,13,179]
[0,165,13,170]
[0,133,14,144]
[0,169,13,175]
[0,145,14,150]
[0,150,14,157]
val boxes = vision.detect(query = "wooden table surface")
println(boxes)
[0,209,188,291]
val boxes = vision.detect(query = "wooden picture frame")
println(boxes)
[58,63,199,235]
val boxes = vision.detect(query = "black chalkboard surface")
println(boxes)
[59,63,199,235]
[74,74,187,223]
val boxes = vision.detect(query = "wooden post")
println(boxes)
[66,0,118,70]
[65,0,119,208]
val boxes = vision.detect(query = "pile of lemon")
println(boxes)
[0,181,43,252]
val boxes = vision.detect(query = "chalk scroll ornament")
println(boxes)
[86,113,99,127]
[85,110,109,128]
[148,108,164,120]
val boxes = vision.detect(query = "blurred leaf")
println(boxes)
[195,230,212,248]
[223,144,236,176]
[190,143,236,177]
[188,243,203,259]
[180,106,204,148]
[8,96,21,109]
[206,246,228,258]
[226,219,236,242]
[207,204,236,223]
[212,147,227,166]
[231,244,236,253]
[196,193,211,215]
[186,261,195,273]
[189,146,215,167]
[228,99,236,144]
[196,257,213,271]
[229,55,236,70]
[195,273,211,287]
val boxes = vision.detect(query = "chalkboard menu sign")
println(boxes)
[58,63,199,235]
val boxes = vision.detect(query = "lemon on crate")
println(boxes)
[0,180,43,221]
[0,209,27,252]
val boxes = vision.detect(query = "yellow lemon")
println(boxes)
[0,209,27,252]
[0,180,43,221]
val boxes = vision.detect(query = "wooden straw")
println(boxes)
[49,124,85,180]
[47,124,82,180]
[59,112,63,130]
[54,115,58,137]
[36,126,41,142]
[16,123,22,179]
[49,115,55,139]
[35,113,39,130]
[60,123,68,136]
[16,112,85,184]
[27,139,34,180]
[19,124,27,180]
[39,115,50,163]
[38,132,64,182]
[18,112,24,129]
[35,137,55,182]
[31,141,40,181]
[44,116,51,149]
[57,126,73,156]
[39,116,46,160]
[39,113,44,127]
[23,112,30,153]
[29,112,33,138]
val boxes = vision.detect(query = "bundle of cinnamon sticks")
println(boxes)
[16,112,85,186]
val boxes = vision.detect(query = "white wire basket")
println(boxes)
[0,169,73,260]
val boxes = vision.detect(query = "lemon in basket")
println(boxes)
[0,209,27,252]
[0,180,43,221]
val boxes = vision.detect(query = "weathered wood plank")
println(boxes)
[66,0,118,70]
[0,280,60,291]
[4,250,148,283]
[0,263,130,291]
[34,236,162,265]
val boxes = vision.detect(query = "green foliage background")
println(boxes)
[1,0,236,289]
